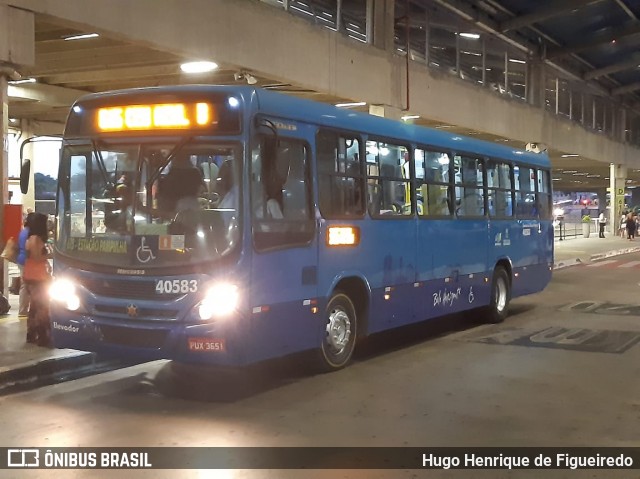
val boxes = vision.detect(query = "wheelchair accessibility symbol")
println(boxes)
[136,236,157,263]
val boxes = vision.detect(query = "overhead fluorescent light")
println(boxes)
[459,33,480,39]
[8,78,36,85]
[401,115,420,121]
[64,33,99,41]
[180,61,218,73]
[561,154,580,157]
[508,58,526,64]
[335,102,366,108]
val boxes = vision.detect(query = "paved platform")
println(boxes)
[0,232,638,389]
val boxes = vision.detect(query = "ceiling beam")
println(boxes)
[583,54,640,80]
[500,0,604,33]
[8,82,88,106]
[547,21,640,58]
[40,63,184,85]
[612,81,640,96]
[615,0,638,20]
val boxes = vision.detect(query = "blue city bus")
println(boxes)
[41,85,552,371]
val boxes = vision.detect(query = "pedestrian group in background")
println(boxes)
[619,211,640,241]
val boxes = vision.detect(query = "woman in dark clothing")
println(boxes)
[626,213,636,241]
[23,213,51,346]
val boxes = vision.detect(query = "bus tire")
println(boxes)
[315,292,357,372]
[485,266,510,323]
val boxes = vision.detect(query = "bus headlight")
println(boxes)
[49,278,81,311]
[198,283,239,320]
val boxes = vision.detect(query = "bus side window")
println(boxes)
[366,140,411,216]
[417,148,452,217]
[536,169,551,220]
[514,165,536,218]
[252,136,314,251]
[486,160,513,218]
[316,129,364,218]
[453,154,484,217]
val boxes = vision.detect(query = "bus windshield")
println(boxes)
[56,140,241,268]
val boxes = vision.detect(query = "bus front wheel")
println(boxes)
[485,266,510,323]
[315,292,357,372]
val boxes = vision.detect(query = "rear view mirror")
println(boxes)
[20,159,31,194]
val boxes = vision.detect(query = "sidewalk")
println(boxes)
[553,233,640,269]
[0,292,99,392]
[1,234,638,390]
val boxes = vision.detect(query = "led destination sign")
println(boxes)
[97,102,214,131]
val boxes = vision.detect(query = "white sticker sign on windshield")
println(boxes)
[159,235,185,250]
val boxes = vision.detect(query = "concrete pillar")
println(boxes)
[526,57,545,109]
[610,163,627,234]
[372,0,395,52]
[619,108,628,143]
[369,104,402,120]
[0,74,7,293]
[0,4,34,294]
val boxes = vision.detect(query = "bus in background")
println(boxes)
[29,86,553,371]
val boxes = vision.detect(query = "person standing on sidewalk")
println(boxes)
[598,211,607,238]
[626,212,636,241]
[16,212,34,320]
[619,212,627,238]
[23,213,52,346]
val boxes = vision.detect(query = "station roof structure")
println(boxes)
[5,0,640,191]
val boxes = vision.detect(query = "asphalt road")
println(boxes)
[2,254,640,479]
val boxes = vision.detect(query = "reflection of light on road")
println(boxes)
[197,470,235,479]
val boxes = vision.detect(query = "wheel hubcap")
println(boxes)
[326,308,351,353]
[496,277,507,312]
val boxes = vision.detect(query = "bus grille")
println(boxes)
[81,278,182,300]
[99,325,169,349]
[94,305,179,320]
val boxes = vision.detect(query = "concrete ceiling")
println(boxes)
[7,9,640,194]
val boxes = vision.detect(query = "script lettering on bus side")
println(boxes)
[433,287,462,307]
[66,238,128,254]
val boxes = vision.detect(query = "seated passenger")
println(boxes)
[255,179,283,220]
[104,183,134,232]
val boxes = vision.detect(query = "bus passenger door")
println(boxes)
[248,132,319,361]
[316,136,417,334]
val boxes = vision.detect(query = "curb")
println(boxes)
[554,246,640,271]
[0,350,95,391]
[553,258,583,270]
[589,246,640,262]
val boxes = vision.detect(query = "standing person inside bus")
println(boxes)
[598,210,607,238]
[16,212,35,321]
[161,156,206,213]
[23,213,52,346]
